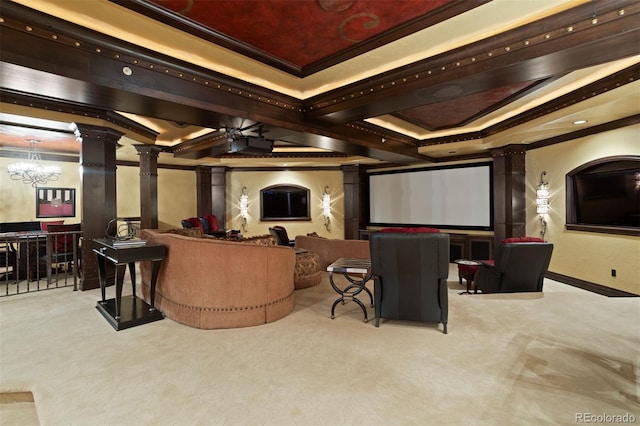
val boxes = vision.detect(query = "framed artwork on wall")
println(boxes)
[36,187,76,218]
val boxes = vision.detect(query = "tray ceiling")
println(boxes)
[0,0,638,167]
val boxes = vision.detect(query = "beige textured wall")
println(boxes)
[157,168,197,229]
[226,169,344,239]
[0,157,82,223]
[0,160,195,230]
[115,165,197,229]
[526,124,640,294]
[116,165,140,219]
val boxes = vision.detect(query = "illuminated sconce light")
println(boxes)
[536,171,550,239]
[239,186,249,233]
[322,186,331,231]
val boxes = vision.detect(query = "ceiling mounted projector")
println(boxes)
[229,135,273,155]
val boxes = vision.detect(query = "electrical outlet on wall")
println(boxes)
[611,269,617,277]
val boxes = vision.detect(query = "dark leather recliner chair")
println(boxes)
[269,226,295,247]
[474,239,553,293]
[369,231,449,333]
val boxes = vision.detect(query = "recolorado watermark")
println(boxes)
[576,413,637,423]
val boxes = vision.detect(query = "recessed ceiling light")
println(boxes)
[573,119,588,125]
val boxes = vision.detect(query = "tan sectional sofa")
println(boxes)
[294,235,370,270]
[139,229,296,329]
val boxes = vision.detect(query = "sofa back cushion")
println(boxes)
[164,228,204,238]
[239,234,276,245]
[294,235,370,270]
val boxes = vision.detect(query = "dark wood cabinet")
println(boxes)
[361,229,493,261]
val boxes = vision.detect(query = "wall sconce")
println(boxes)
[536,171,550,239]
[239,186,248,233]
[322,186,331,231]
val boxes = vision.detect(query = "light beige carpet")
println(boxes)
[1,265,638,426]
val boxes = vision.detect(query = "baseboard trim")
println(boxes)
[546,271,638,297]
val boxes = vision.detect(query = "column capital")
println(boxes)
[134,144,164,157]
[73,124,124,146]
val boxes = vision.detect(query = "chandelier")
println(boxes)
[7,139,61,187]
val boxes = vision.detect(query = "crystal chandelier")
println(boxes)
[7,139,61,187]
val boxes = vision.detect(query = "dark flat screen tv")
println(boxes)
[574,169,639,228]
[260,185,310,221]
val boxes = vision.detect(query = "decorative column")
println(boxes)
[195,166,212,218]
[341,164,369,240]
[490,145,526,244]
[77,124,123,290]
[135,145,163,230]
[196,166,227,229]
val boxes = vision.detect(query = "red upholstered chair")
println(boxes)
[474,237,552,294]
[39,223,82,277]
[40,220,64,231]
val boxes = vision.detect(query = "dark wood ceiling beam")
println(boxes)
[0,89,160,140]
[1,55,428,162]
[170,122,429,163]
[0,31,296,130]
[277,132,433,165]
[171,132,229,159]
[304,0,640,124]
[0,4,430,164]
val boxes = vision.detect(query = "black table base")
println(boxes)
[327,258,373,323]
[93,238,166,331]
[96,295,164,331]
[330,276,374,322]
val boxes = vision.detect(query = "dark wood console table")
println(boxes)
[93,238,166,331]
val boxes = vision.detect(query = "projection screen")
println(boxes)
[369,163,493,230]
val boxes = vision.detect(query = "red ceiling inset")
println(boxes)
[149,0,451,67]
[397,81,543,130]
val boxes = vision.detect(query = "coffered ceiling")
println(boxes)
[0,0,639,168]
